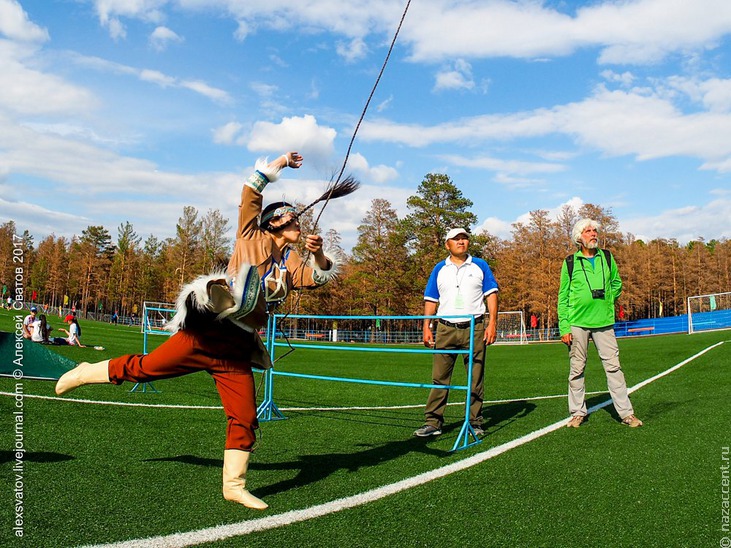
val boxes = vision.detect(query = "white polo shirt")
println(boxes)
[424,255,499,323]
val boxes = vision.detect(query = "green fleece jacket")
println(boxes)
[557,249,622,336]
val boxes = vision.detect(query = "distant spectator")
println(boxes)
[530,313,538,329]
[58,316,85,347]
[31,314,52,343]
[22,306,38,339]
[111,310,119,324]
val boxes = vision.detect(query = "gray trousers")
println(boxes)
[568,325,634,419]
[425,321,485,428]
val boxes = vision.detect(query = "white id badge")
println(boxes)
[454,293,465,309]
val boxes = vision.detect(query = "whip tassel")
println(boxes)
[298,175,360,217]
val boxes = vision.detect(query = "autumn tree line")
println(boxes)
[2,173,730,329]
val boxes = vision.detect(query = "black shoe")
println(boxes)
[413,425,442,437]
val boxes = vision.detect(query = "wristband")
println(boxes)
[244,170,270,193]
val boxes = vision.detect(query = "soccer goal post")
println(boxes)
[136,301,177,393]
[687,291,731,334]
[495,310,527,344]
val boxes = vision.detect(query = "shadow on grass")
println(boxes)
[586,391,663,424]
[483,400,537,433]
[142,401,540,497]
[586,392,619,423]
[253,436,451,498]
[0,450,75,464]
[142,435,451,499]
[143,454,221,467]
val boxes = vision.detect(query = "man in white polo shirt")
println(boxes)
[414,228,499,438]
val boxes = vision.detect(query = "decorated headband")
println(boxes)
[261,205,297,226]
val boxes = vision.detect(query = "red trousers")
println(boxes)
[109,324,260,451]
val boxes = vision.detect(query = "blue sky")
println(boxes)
[2,0,731,252]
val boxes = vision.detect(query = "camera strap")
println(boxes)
[578,256,605,292]
[565,248,612,280]
[565,249,611,294]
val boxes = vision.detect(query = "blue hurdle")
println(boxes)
[257,313,482,452]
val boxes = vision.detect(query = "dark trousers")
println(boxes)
[424,321,486,428]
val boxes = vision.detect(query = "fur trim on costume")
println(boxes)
[165,272,228,333]
[255,158,282,183]
[311,250,340,285]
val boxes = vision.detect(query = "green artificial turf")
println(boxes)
[0,308,728,547]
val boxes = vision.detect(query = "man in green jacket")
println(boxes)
[557,218,643,428]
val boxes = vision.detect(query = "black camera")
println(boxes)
[591,289,606,300]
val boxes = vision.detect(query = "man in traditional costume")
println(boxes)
[55,152,341,509]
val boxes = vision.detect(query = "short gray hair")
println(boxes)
[571,218,600,246]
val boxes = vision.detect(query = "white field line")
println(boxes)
[0,390,608,410]
[80,341,724,548]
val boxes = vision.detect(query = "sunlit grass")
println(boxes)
[0,307,728,547]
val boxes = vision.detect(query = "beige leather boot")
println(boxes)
[222,449,268,510]
[55,360,111,395]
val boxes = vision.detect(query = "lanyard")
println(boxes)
[578,255,606,291]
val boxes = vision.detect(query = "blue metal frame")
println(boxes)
[257,313,483,452]
[256,313,286,420]
[135,303,173,394]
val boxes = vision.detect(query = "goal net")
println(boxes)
[142,301,176,352]
[495,310,527,344]
[687,291,731,334]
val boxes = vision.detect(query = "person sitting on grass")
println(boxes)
[58,316,85,347]
[30,313,52,344]
[22,306,38,339]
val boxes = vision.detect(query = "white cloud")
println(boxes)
[213,121,244,145]
[405,1,578,61]
[246,115,337,167]
[94,0,165,39]
[343,152,398,184]
[666,76,731,113]
[106,17,126,40]
[139,68,176,87]
[72,53,231,103]
[444,153,566,176]
[404,0,731,65]
[477,216,513,239]
[0,0,49,43]
[250,82,278,97]
[0,117,195,196]
[478,193,731,246]
[624,197,731,242]
[434,59,475,92]
[75,0,731,69]
[181,80,231,104]
[361,83,731,171]
[234,20,249,41]
[336,37,368,63]
[0,42,98,116]
[0,195,91,239]
[555,87,731,162]
[150,26,183,51]
[601,70,635,87]
[376,95,392,112]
